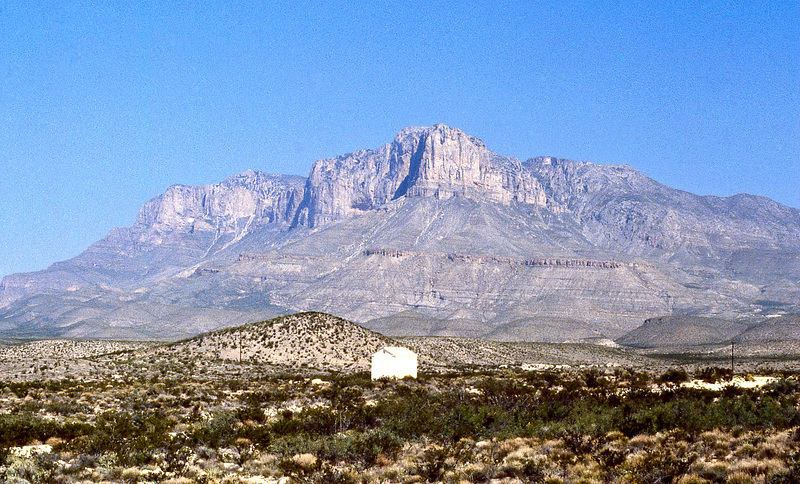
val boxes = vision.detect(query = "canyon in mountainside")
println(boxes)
[1,124,799,343]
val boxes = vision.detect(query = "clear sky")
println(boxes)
[1,1,798,278]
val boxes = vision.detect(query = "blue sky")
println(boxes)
[1,1,798,278]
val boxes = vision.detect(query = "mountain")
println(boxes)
[733,316,800,344]
[2,124,799,341]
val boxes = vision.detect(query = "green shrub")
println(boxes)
[340,428,403,465]
[0,413,91,450]
[414,445,449,482]
[191,410,239,448]
[71,409,175,466]
[658,368,690,384]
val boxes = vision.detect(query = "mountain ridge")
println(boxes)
[1,125,798,341]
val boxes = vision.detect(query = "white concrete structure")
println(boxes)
[371,346,418,380]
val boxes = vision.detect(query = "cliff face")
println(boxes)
[526,156,800,255]
[1,125,799,341]
[116,125,800,259]
[295,124,548,226]
[136,171,306,235]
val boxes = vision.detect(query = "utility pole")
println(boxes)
[730,342,735,380]
[237,332,243,379]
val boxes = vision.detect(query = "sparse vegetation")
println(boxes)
[4,313,800,482]
[1,366,800,483]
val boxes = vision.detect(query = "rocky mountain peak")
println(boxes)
[389,124,495,199]
[295,125,548,226]
[392,124,487,150]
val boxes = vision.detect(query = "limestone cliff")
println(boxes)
[295,124,547,226]
[135,171,306,236]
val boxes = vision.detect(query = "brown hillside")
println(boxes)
[151,311,394,372]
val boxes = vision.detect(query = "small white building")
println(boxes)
[371,346,418,380]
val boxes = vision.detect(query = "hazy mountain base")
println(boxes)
[616,314,800,355]
[1,195,770,342]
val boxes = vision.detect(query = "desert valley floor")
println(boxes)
[3,312,800,483]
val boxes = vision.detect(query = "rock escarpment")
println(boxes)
[295,124,548,226]
[101,125,800,264]
[136,171,306,235]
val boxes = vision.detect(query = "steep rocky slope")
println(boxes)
[295,125,547,226]
[1,125,798,341]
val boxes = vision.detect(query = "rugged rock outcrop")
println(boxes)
[137,171,306,235]
[295,124,547,226]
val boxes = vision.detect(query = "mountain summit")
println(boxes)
[2,125,799,341]
[295,124,547,226]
